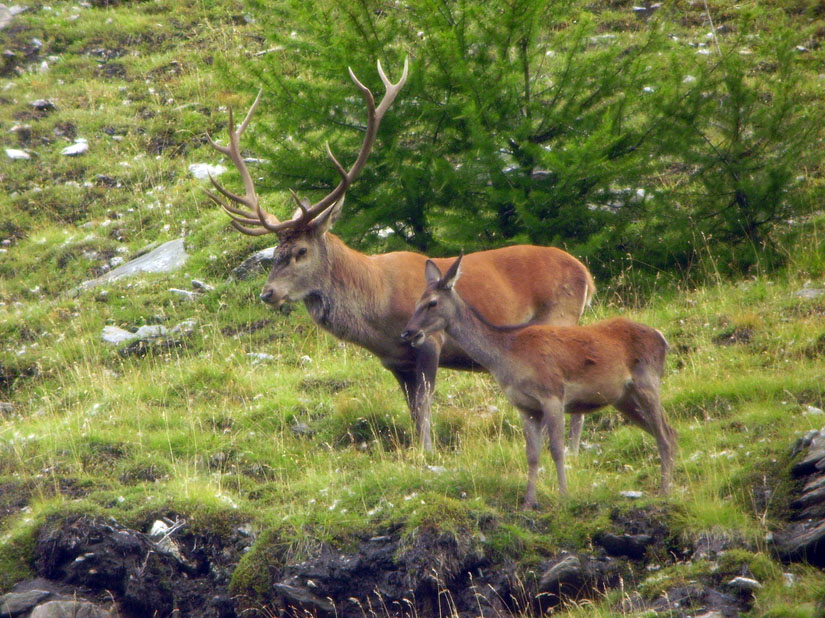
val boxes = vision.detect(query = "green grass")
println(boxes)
[2,1,825,616]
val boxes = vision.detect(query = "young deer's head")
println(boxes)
[401,253,464,347]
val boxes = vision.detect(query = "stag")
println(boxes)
[402,255,676,507]
[206,60,596,452]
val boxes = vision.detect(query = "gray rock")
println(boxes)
[5,148,30,160]
[101,325,138,345]
[191,279,214,292]
[80,239,188,289]
[1,589,52,617]
[273,583,334,617]
[791,447,825,477]
[726,576,762,592]
[171,319,198,337]
[134,325,169,339]
[538,554,586,593]
[231,247,276,280]
[30,600,111,618]
[594,531,653,559]
[795,288,825,299]
[60,139,88,156]
[30,99,55,112]
[169,288,199,301]
[619,490,643,499]
[0,5,11,31]
[188,162,227,180]
[290,422,313,437]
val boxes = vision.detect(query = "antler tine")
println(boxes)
[207,89,293,234]
[292,57,409,226]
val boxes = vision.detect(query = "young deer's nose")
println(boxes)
[260,289,275,304]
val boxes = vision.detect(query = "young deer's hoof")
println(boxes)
[521,499,539,510]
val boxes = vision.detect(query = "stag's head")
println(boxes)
[401,254,464,347]
[206,59,408,307]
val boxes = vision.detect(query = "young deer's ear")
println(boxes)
[310,194,346,234]
[424,260,443,286]
[439,252,463,290]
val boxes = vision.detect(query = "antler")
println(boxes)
[205,58,409,236]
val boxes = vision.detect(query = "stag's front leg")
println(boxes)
[409,336,440,451]
[389,337,440,452]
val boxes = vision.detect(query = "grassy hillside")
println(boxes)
[1,1,824,616]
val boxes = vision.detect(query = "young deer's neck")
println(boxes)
[443,295,514,375]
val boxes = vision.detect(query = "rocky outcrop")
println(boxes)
[1,514,252,618]
[773,427,825,566]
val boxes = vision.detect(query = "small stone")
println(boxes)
[169,288,198,301]
[102,325,138,345]
[171,319,197,336]
[30,98,56,111]
[805,405,824,416]
[5,148,30,160]
[188,162,227,180]
[620,490,643,499]
[425,465,447,474]
[30,600,112,618]
[726,576,762,592]
[795,288,825,299]
[191,279,214,292]
[150,520,171,537]
[134,325,168,339]
[247,352,275,363]
[230,247,276,280]
[290,422,313,437]
[61,138,88,156]
[0,589,52,616]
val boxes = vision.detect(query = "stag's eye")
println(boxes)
[295,247,308,260]
[427,299,437,308]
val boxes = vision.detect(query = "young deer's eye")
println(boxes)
[427,299,437,308]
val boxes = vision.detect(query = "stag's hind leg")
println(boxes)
[615,378,676,494]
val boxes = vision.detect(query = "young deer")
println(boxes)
[401,255,677,508]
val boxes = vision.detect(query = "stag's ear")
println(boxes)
[439,252,463,290]
[310,194,346,234]
[425,260,443,286]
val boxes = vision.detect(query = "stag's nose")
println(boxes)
[260,289,275,304]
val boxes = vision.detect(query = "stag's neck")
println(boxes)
[445,297,518,377]
[303,234,384,343]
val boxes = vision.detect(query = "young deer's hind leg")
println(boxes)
[567,413,584,456]
[541,397,568,496]
[519,409,544,509]
[616,378,676,494]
